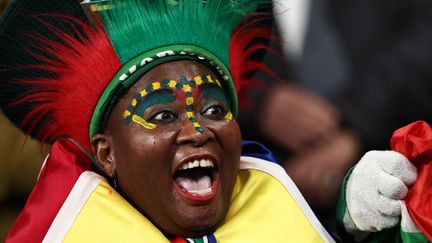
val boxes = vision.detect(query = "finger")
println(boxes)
[276,128,312,151]
[370,215,400,232]
[277,86,339,133]
[375,194,401,217]
[294,100,339,132]
[296,91,340,128]
[279,109,323,142]
[378,151,417,185]
[279,105,335,144]
[377,171,409,200]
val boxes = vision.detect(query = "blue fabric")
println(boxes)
[241,140,278,164]
[207,233,217,243]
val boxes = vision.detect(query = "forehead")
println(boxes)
[131,60,219,92]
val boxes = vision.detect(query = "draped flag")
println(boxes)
[391,120,432,241]
[6,140,334,242]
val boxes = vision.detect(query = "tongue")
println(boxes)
[175,170,211,192]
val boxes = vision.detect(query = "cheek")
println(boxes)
[215,121,242,148]
[112,129,176,208]
[126,124,175,148]
[208,120,242,166]
[113,126,176,177]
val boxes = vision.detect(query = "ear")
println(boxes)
[91,133,116,179]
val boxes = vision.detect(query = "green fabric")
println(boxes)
[400,230,428,243]
[336,166,354,228]
[192,238,204,243]
[96,0,260,65]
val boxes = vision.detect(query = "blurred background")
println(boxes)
[0,111,45,240]
[1,2,46,241]
[239,0,432,233]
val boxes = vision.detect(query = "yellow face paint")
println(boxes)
[132,115,157,129]
[123,75,232,132]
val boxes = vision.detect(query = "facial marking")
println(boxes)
[201,87,233,121]
[123,75,232,131]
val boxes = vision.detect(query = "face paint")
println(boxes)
[123,74,232,132]
[126,90,176,129]
[200,86,233,121]
[123,82,177,129]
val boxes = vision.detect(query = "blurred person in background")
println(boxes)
[0,0,9,13]
[0,114,45,240]
[238,0,432,228]
[0,0,46,240]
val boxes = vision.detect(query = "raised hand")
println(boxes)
[346,150,417,232]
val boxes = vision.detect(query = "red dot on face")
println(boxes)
[192,88,201,99]
[175,90,186,101]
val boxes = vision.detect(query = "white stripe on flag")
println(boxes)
[240,156,335,243]
[43,171,104,242]
[400,200,421,233]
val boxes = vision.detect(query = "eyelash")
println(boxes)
[148,109,178,123]
[201,103,227,118]
[145,100,227,125]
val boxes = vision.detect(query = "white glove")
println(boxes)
[346,150,417,232]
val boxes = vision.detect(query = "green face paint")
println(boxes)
[135,90,176,116]
[123,74,232,131]
[200,85,233,121]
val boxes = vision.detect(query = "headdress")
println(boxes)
[0,0,273,152]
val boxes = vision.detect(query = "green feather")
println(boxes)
[97,0,260,65]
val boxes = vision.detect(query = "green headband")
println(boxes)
[89,44,237,139]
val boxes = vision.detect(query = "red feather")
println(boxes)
[12,16,121,152]
[228,13,283,110]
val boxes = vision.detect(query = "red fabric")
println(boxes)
[390,120,432,240]
[5,139,91,243]
[170,237,188,243]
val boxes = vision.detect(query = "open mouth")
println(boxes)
[173,158,218,202]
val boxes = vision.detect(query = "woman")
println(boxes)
[0,0,333,242]
[92,60,242,237]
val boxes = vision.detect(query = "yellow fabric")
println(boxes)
[64,181,169,243]
[216,169,324,242]
[63,169,324,242]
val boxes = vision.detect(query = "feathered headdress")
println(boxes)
[0,0,273,152]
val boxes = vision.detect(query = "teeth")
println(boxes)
[178,159,214,171]
[193,160,199,168]
[199,160,206,167]
[188,187,213,196]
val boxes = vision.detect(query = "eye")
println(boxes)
[202,104,226,118]
[149,110,177,123]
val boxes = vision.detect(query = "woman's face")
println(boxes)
[92,60,241,237]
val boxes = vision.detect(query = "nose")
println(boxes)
[176,117,214,146]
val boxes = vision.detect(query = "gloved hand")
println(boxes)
[345,150,417,232]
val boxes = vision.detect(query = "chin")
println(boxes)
[169,204,226,237]
[175,221,218,238]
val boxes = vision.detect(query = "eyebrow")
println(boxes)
[134,89,176,116]
[200,84,229,104]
